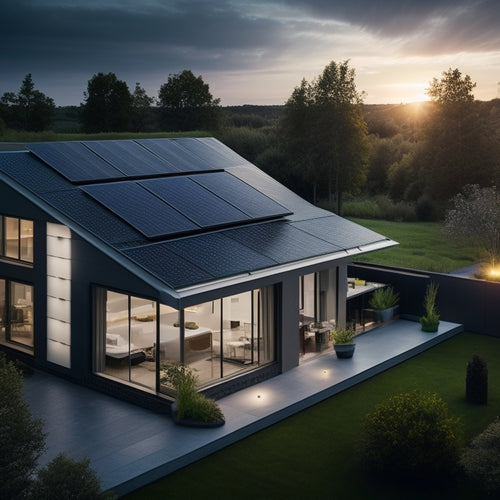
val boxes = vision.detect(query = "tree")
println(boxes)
[0,353,46,499]
[158,70,221,131]
[279,78,320,201]
[0,74,55,131]
[444,184,500,268]
[423,68,496,200]
[80,72,133,133]
[131,82,155,132]
[279,61,370,213]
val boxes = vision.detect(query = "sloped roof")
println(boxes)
[0,138,396,292]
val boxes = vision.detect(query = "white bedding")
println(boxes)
[105,322,212,360]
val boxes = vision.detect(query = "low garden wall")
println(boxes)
[349,263,500,337]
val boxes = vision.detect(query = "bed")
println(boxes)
[105,322,213,362]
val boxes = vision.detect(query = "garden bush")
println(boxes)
[460,418,500,495]
[465,353,488,404]
[30,453,111,500]
[160,362,224,423]
[359,390,462,480]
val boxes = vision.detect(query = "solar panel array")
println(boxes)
[1,141,392,290]
[27,138,242,183]
[81,182,199,239]
[82,173,291,239]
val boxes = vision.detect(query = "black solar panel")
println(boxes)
[41,189,145,245]
[225,221,342,263]
[137,139,213,172]
[83,140,178,176]
[123,244,214,289]
[173,138,242,169]
[292,216,387,249]
[164,233,276,280]
[27,142,123,182]
[196,137,252,166]
[191,171,292,219]
[81,182,199,239]
[139,177,250,228]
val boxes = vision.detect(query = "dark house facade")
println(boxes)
[0,138,395,409]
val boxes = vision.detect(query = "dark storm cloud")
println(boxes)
[1,0,499,105]
[1,0,283,73]
[285,0,500,55]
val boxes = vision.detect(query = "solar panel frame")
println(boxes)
[139,177,251,228]
[27,142,124,182]
[81,182,200,239]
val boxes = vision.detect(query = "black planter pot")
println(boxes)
[333,343,356,359]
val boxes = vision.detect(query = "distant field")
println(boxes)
[349,218,485,273]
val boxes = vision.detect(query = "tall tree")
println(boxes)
[80,72,133,133]
[279,78,321,201]
[158,70,221,131]
[131,82,155,132]
[423,68,497,200]
[280,61,370,213]
[0,74,55,131]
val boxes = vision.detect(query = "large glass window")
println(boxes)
[0,280,34,351]
[1,216,33,264]
[299,271,337,361]
[102,291,156,390]
[95,285,276,394]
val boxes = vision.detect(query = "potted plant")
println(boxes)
[331,328,356,359]
[160,362,225,427]
[369,286,399,322]
[420,281,440,332]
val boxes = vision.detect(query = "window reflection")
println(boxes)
[0,280,34,351]
[96,286,275,393]
[1,216,33,264]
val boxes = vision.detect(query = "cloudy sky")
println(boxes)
[2,0,500,106]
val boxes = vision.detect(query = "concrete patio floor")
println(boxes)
[22,318,463,497]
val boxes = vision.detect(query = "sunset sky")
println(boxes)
[2,0,500,107]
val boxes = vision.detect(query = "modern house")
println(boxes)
[0,138,396,408]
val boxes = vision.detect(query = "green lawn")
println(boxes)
[125,333,500,499]
[349,218,486,273]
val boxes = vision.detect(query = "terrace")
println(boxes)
[22,318,462,496]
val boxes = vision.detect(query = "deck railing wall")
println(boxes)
[348,263,500,337]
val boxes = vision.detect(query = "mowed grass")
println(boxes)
[124,333,500,500]
[349,218,486,273]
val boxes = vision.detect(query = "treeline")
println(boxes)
[2,67,500,222]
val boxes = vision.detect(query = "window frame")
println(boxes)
[0,215,34,265]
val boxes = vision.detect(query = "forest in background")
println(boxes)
[2,68,499,224]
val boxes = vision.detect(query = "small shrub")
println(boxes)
[368,286,399,310]
[330,328,355,344]
[460,418,500,495]
[359,390,462,480]
[30,453,111,500]
[420,281,440,331]
[465,354,488,404]
[160,362,224,423]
